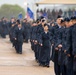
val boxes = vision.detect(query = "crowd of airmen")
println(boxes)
[0,16,76,75]
[0,17,31,54]
[30,16,76,75]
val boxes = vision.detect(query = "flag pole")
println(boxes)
[24,0,28,18]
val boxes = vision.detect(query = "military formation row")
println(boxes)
[30,16,76,75]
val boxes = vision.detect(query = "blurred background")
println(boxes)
[0,0,76,21]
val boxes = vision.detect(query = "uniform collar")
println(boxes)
[58,24,61,28]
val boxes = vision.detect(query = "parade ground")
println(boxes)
[0,36,54,75]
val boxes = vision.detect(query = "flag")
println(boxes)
[18,13,23,20]
[43,12,47,18]
[27,7,34,19]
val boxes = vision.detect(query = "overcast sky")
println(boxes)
[0,0,26,7]
[0,0,41,7]
[0,0,66,11]
[0,0,43,11]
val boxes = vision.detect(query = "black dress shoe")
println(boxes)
[19,52,22,54]
[46,65,50,68]
[39,63,43,66]
[16,51,19,53]
[39,63,46,67]
[35,59,39,63]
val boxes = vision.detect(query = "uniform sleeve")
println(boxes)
[38,33,43,44]
[55,29,63,48]
[66,28,71,54]
[36,26,41,43]
[13,28,17,39]
[72,27,76,56]
[50,27,55,44]
[30,27,33,40]
[62,29,66,51]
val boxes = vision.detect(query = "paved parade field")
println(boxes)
[0,36,54,75]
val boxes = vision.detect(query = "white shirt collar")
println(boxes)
[45,31,48,34]
[58,24,61,28]
[19,28,21,30]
